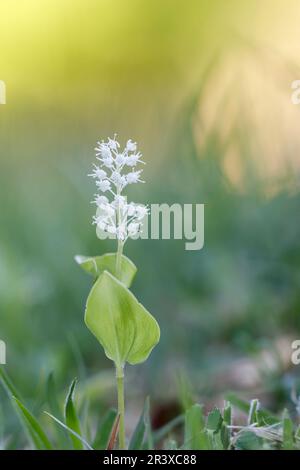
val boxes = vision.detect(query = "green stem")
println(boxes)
[116,239,123,280]
[115,187,125,449]
[116,364,126,449]
[115,183,123,280]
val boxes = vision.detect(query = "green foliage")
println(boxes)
[282,409,294,450]
[128,402,147,450]
[235,431,263,450]
[2,368,300,450]
[248,399,259,425]
[45,412,93,450]
[92,408,118,449]
[184,404,209,450]
[75,253,137,287]
[64,379,84,450]
[2,2,300,453]
[46,373,62,420]
[0,368,52,450]
[12,397,53,450]
[78,245,160,450]
[207,407,223,433]
[225,393,278,425]
[2,40,300,437]
[221,402,232,449]
[0,367,21,400]
[84,270,160,367]
[153,415,184,444]
[129,397,152,450]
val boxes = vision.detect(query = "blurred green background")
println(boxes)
[1,0,300,435]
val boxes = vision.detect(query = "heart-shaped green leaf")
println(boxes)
[75,253,137,287]
[84,271,160,367]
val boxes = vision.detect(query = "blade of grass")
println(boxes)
[107,414,120,450]
[221,402,232,450]
[93,408,118,449]
[0,367,21,400]
[129,397,150,450]
[225,393,278,425]
[184,404,209,450]
[46,372,69,448]
[143,397,153,450]
[44,412,93,450]
[13,397,52,450]
[64,378,84,450]
[282,409,294,450]
[153,414,184,443]
[248,399,259,425]
[46,372,62,419]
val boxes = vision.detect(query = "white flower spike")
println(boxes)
[90,136,148,242]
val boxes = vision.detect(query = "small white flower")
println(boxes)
[101,156,114,168]
[135,205,148,220]
[89,166,107,180]
[115,153,126,166]
[126,139,137,152]
[107,225,117,234]
[126,170,143,184]
[127,222,140,236]
[108,137,120,150]
[127,203,136,217]
[99,202,115,216]
[98,220,107,231]
[92,194,109,206]
[95,142,112,159]
[96,179,111,192]
[111,171,122,183]
[112,195,126,208]
[112,172,127,190]
[93,214,108,228]
[125,155,139,167]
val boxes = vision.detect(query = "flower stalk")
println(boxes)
[116,239,123,280]
[116,364,125,449]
